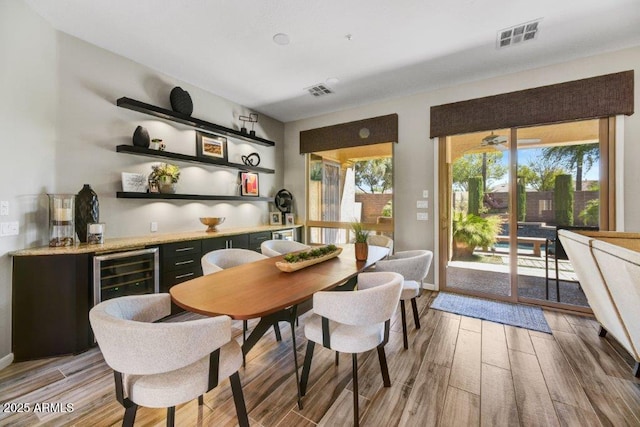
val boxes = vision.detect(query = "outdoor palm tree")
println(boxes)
[541,143,599,191]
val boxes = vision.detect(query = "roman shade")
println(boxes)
[300,114,398,154]
[430,70,634,138]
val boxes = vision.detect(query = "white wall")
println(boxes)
[284,46,640,284]
[0,0,285,366]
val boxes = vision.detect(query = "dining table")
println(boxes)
[170,243,390,408]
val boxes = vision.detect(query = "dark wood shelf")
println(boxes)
[116,145,275,174]
[116,192,272,202]
[117,97,275,147]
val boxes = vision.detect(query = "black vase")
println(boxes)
[133,125,150,148]
[170,86,193,116]
[75,184,99,243]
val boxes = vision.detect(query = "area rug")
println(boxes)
[430,292,552,333]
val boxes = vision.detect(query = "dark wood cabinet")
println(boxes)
[12,254,92,361]
[249,231,271,252]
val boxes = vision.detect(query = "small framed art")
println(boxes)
[270,211,282,225]
[239,172,259,196]
[121,172,148,193]
[285,213,295,226]
[196,131,228,162]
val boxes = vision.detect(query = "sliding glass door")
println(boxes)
[440,119,613,311]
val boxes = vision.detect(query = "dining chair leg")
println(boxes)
[299,341,315,396]
[411,297,421,329]
[242,320,247,366]
[198,395,203,406]
[273,323,282,341]
[377,344,391,387]
[230,372,250,427]
[122,404,138,427]
[352,353,360,427]
[290,316,303,410]
[400,300,409,349]
[166,406,175,427]
[335,351,340,366]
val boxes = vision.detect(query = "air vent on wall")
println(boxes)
[497,19,541,49]
[305,84,334,97]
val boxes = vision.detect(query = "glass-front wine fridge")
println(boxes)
[93,247,159,306]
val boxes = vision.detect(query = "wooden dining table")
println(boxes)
[170,244,389,409]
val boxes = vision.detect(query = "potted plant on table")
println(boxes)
[351,222,370,261]
[150,163,180,194]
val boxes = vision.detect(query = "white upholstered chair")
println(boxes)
[201,247,268,275]
[367,234,394,257]
[299,272,403,427]
[260,239,310,257]
[374,250,433,349]
[89,294,248,427]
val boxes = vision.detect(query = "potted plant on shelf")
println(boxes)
[351,222,370,261]
[150,163,180,194]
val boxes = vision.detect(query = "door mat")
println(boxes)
[430,292,552,334]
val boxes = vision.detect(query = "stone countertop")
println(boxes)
[10,224,302,256]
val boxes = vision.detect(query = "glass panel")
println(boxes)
[515,120,599,308]
[445,129,512,298]
[307,143,393,245]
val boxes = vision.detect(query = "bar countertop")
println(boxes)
[10,224,302,256]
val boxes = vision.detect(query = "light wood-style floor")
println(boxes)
[1,291,639,426]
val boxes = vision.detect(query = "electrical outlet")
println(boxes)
[150,221,158,232]
[0,221,19,236]
[417,200,428,209]
[417,212,429,221]
[0,201,8,216]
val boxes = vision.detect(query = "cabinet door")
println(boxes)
[249,231,271,252]
[228,234,249,249]
[201,236,228,254]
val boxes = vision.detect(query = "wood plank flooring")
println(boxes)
[1,291,639,426]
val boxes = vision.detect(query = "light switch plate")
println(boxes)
[422,190,429,198]
[150,222,158,232]
[0,201,8,216]
[417,200,428,209]
[0,221,18,236]
[417,212,429,221]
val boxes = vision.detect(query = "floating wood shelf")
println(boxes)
[116,145,274,174]
[116,192,272,202]
[117,97,275,147]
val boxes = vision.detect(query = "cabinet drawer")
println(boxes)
[161,240,202,258]
[249,231,271,251]
[163,254,200,272]
[162,265,201,288]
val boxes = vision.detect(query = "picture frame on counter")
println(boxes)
[270,211,282,225]
[196,131,228,162]
[239,171,259,196]
[285,213,295,226]
[121,172,148,193]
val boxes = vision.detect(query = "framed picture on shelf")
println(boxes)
[121,172,148,193]
[270,211,282,225]
[285,213,295,226]
[196,131,227,161]
[239,172,259,196]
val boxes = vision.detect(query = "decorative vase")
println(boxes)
[75,184,99,243]
[170,86,193,116]
[355,242,368,261]
[133,125,150,148]
[158,177,176,194]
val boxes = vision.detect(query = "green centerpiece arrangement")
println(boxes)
[276,244,342,272]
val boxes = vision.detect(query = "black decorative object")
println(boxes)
[75,184,99,243]
[239,113,258,135]
[170,86,193,116]
[132,125,150,148]
[274,189,293,213]
[241,152,261,167]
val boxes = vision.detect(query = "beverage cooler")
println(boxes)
[93,248,159,306]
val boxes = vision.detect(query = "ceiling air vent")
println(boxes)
[306,84,334,97]
[497,19,541,49]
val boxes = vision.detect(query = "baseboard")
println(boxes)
[0,353,14,371]
[422,282,437,291]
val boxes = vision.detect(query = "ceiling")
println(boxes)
[25,0,640,123]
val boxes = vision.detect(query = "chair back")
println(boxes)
[202,248,268,275]
[367,234,394,255]
[554,225,598,259]
[89,293,232,375]
[313,272,403,326]
[261,239,310,257]
[374,250,433,283]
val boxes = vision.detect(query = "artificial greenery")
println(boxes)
[283,244,338,263]
[350,222,370,243]
[150,163,181,183]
